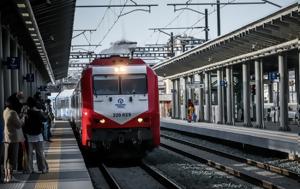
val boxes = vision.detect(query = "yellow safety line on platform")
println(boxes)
[34,125,62,189]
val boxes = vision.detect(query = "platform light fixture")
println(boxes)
[17,3,26,8]
[25,20,32,25]
[22,13,29,17]
[16,0,55,84]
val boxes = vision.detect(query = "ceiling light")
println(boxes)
[33,38,39,41]
[25,21,32,25]
[31,33,37,37]
[36,42,41,45]
[22,13,29,17]
[17,4,26,8]
[28,27,35,31]
[37,46,42,49]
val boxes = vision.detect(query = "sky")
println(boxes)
[71,0,297,57]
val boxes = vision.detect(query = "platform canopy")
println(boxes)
[153,3,300,79]
[0,0,76,82]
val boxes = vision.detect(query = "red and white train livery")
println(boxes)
[72,56,160,151]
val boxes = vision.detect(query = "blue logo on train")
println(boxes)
[115,98,126,108]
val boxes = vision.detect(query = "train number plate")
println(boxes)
[113,113,132,117]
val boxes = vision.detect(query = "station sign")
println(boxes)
[25,73,34,82]
[38,85,48,91]
[268,72,279,81]
[5,57,20,69]
[220,80,227,87]
[186,82,204,89]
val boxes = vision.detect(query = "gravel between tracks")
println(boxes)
[161,130,300,175]
[144,148,259,189]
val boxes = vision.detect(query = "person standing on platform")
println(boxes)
[3,95,25,183]
[23,97,48,174]
[187,99,195,123]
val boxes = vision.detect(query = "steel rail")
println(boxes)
[140,161,182,189]
[99,163,122,189]
[161,133,300,181]
[160,138,298,189]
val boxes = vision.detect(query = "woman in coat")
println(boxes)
[3,95,25,183]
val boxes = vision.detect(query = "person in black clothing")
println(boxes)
[23,97,48,174]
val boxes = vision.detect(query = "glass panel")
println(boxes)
[94,75,119,95]
[121,75,147,94]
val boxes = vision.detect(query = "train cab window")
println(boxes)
[121,75,147,94]
[93,75,119,95]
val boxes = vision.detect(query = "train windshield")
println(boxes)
[121,75,147,94]
[93,75,119,95]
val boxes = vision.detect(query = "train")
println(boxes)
[71,56,160,153]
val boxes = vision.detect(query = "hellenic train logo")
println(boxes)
[115,98,126,108]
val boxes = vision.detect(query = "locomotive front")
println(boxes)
[81,57,160,152]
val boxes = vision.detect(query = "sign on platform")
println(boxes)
[187,82,204,89]
[6,57,20,69]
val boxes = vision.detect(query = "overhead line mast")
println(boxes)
[167,0,281,36]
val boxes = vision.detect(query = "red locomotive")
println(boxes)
[72,56,160,153]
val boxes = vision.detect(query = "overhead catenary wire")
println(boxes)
[93,0,129,51]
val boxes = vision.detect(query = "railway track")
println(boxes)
[160,135,300,189]
[98,161,182,189]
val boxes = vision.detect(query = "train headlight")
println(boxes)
[114,66,127,73]
[137,118,143,123]
[99,119,106,124]
[83,111,88,116]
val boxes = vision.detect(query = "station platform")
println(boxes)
[161,118,300,157]
[0,121,93,189]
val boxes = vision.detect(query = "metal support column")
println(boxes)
[217,69,223,124]
[171,79,176,118]
[190,75,195,102]
[29,63,32,96]
[18,47,24,94]
[199,73,204,121]
[176,78,181,119]
[278,54,290,131]
[182,77,188,119]
[255,60,263,128]
[268,83,273,103]
[217,0,221,36]
[205,72,211,122]
[11,39,19,93]
[3,29,11,100]
[0,12,4,112]
[242,63,251,126]
[226,66,233,124]
[297,50,300,106]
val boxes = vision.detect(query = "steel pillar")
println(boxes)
[226,66,233,124]
[255,60,263,128]
[242,63,251,126]
[217,69,223,124]
[0,12,4,113]
[176,78,181,119]
[3,29,11,100]
[297,50,300,105]
[268,83,273,103]
[278,54,290,131]
[183,77,188,119]
[198,73,204,121]
[18,47,24,94]
[205,72,211,122]
[171,79,176,118]
[190,75,195,102]
[11,39,19,93]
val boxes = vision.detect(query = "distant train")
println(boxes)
[71,56,160,153]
